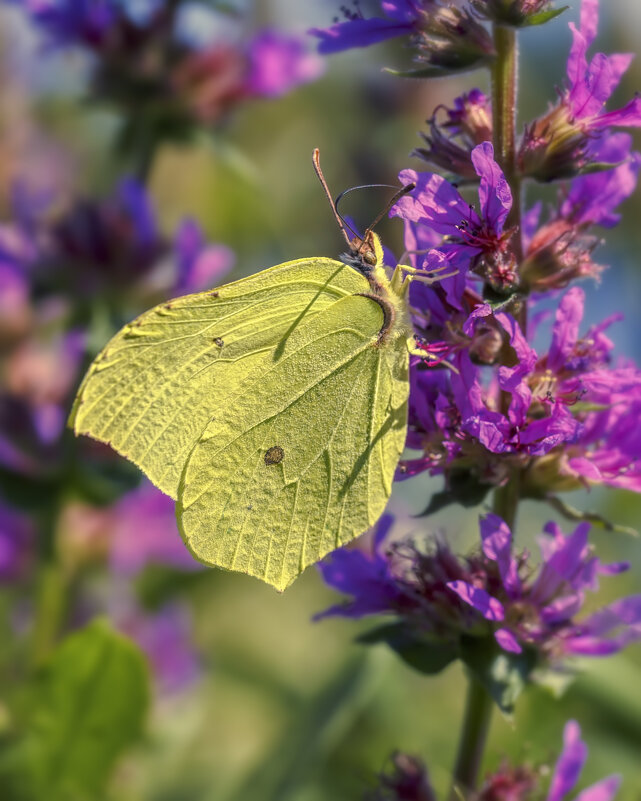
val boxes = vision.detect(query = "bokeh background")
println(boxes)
[1,2,640,799]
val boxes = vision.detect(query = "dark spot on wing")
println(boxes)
[209,291,219,298]
[213,337,224,347]
[264,446,285,466]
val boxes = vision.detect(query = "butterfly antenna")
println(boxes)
[312,148,352,247]
[362,181,416,242]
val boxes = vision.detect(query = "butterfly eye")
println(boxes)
[363,250,377,266]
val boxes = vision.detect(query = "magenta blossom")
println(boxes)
[520,0,641,180]
[392,142,516,305]
[522,133,641,291]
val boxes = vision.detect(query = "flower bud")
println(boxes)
[471,0,565,27]
[518,105,592,182]
[408,3,496,75]
[520,219,604,292]
[414,90,492,178]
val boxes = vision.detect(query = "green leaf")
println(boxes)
[358,623,459,676]
[523,6,569,26]
[578,160,623,175]
[546,495,638,537]
[0,620,149,801]
[460,636,537,716]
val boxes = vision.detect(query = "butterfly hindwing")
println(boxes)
[176,293,409,590]
[69,258,369,499]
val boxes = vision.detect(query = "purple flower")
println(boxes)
[315,515,408,619]
[547,721,620,801]
[7,0,117,48]
[565,0,640,132]
[392,142,517,304]
[317,514,641,666]
[245,30,324,98]
[113,595,200,694]
[173,220,235,295]
[309,1,494,74]
[520,0,641,180]
[0,502,34,582]
[522,133,641,291]
[309,2,422,54]
[109,482,201,576]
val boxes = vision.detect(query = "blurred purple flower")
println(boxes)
[0,502,35,582]
[173,220,235,295]
[110,481,200,576]
[114,596,200,694]
[548,721,620,801]
[246,30,324,98]
[309,1,422,54]
[317,513,641,665]
[6,0,117,48]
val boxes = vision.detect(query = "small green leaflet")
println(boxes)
[71,243,415,590]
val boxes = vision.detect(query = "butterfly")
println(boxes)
[70,150,442,590]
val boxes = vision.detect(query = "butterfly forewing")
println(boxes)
[176,293,409,590]
[70,258,368,499]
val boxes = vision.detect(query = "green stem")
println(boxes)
[31,562,68,667]
[448,676,494,801]
[447,24,525,801]
[491,25,522,261]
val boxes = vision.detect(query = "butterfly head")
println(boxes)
[340,230,384,275]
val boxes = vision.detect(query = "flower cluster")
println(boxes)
[317,513,641,669]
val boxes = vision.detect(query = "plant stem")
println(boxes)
[491,25,522,263]
[448,675,494,801]
[448,23,524,801]
[31,562,67,667]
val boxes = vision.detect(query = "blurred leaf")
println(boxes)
[460,636,537,716]
[358,623,458,676]
[0,620,149,801]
